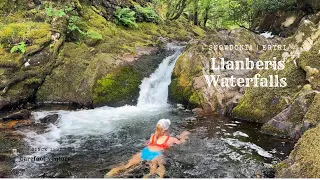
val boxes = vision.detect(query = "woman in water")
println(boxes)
[106,119,190,178]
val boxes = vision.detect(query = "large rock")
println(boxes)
[275,124,320,178]
[251,0,320,37]
[261,88,318,138]
[169,28,277,115]
[39,114,59,124]
[301,0,320,11]
[2,110,31,121]
[252,10,306,37]
[233,16,320,125]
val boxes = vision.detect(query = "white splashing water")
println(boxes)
[260,31,274,39]
[15,44,184,164]
[222,138,272,158]
[137,44,183,107]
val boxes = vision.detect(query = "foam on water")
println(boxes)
[222,138,272,158]
[260,31,275,39]
[233,131,249,138]
[137,43,183,107]
[30,44,182,148]
[13,43,278,178]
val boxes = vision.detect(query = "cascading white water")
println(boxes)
[137,43,183,107]
[13,44,184,176]
[13,43,282,178]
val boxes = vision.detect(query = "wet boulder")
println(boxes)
[261,89,317,138]
[233,16,320,123]
[2,110,31,121]
[39,114,59,124]
[275,124,320,178]
[169,28,277,115]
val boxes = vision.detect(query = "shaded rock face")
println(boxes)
[233,14,320,127]
[252,10,306,37]
[2,110,31,121]
[275,124,320,178]
[261,89,317,138]
[251,1,320,37]
[233,12,320,178]
[169,28,277,115]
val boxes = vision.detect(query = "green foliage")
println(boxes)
[252,0,296,13]
[134,5,160,23]
[114,7,137,28]
[44,5,87,39]
[161,0,294,29]
[67,15,85,35]
[10,42,26,54]
[86,30,103,40]
[45,6,67,17]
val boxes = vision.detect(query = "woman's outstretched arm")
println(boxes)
[172,131,190,144]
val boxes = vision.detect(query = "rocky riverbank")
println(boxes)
[168,4,320,178]
[0,0,204,111]
[1,0,320,178]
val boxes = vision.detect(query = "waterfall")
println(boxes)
[14,43,184,165]
[137,43,183,107]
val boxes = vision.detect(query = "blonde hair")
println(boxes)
[151,124,163,145]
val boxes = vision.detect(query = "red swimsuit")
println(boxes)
[149,134,170,149]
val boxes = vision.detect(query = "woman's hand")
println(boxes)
[178,131,190,140]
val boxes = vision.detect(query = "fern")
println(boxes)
[67,16,85,35]
[114,7,137,28]
[10,42,26,54]
[45,6,66,17]
[134,5,159,23]
[86,30,103,40]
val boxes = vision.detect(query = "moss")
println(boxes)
[276,124,320,178]
[24,77,42,85]
[189,92,201,106]
[274,161,288,173]
[303,93,320,125]
[0,22,50,47]
[0,21,51,68]
[93,66,142,105]
[261,122,290,137]
[169,76,201,108]
[233,50,307,123]
[36,42,95,104]
[5,81,34,100]
[0,0,28,15]
[0,48,21,68]
[297,42,320,90]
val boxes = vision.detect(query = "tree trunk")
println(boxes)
[203,6,209,27]
[169,0,188,20]
[193,0,198,25]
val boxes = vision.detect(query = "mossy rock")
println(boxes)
[0,22,50,47]
[261,89,317,137]
[0,22,51,68]
[261,122,290,137]
[303,93,320,125]
[0,0,29,15]
[169,50,204,108]
[233,17,320,123]
[276,124,320,178]
[93,66,142,106]
[232,59,307,122]
[297,42,320,90]
[36,42,98,105]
